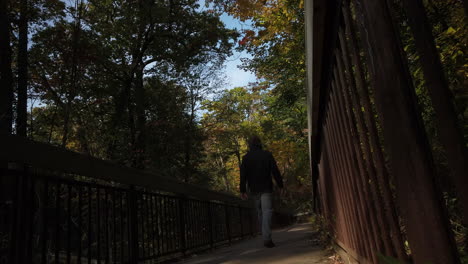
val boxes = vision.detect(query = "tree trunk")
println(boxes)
[108,76,130,161]
[128,80,136,152]
[47,107,58,143]
[462,0,468,19]
[16,0,28,137]
[235,150,241,168]
[184,128,191,183]
[234,139,242,167]
[76,115,90,155]
[184,100,197,183]
[61,102,72,147]
[217,153,230,192]
[118,73,139,163]
[0,0,13,134]
[134,64,146,168]
[61,0,83,148]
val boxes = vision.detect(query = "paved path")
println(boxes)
[178,223,331,264]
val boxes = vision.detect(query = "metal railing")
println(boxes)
[0,134,293,264]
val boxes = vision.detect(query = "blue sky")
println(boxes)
[219,13,258,89]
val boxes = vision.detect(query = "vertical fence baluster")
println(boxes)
[173,197,179,251]
[202,201,206,245]
[10,167,34,264]
[128,187,139,263]
[208,201,213,249]
[78,185,82,264]
[161,196,166,254]
[141,194,146,259]
[104,189,109,264]
[87,185,92,264]
[179,196,186,255]
[193,200,198,248]
[66,184,71,264]
[194,200,199,248]
[204,202,208,244]
[163,196,168,253]
[41,180,49,264]
[169,197,174,252]
[186,199,192,249]
[55,183,60,264]
[239,205,243,239]
[199,201,204,245]
[112,190,116,264]
[166,196,171,252]
[97,187,101,264]
[224,204,231,244]
[119,192,124,264]
[148,194,156,259]
[173,196,177,251]
[195,200,199,247]
[248,207,253,236]
[155,195,161,257]
[160,195,164,255]
[26,174,35,263]
[11,166,24,264]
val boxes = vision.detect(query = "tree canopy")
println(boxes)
[0,0,465,216]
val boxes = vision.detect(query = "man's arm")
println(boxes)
[270,153,283,188]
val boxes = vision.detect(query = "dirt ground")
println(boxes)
[178,223,334,264]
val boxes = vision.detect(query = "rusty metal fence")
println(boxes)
[0,135,293,264]
[305,0,467,263]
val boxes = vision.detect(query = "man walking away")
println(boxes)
[239,135,284,248]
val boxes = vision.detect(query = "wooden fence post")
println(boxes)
[401,0,468,225]
[355,0,460,262]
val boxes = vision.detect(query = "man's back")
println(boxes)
[240,147,283,193]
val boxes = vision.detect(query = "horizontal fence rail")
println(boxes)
[0,134,294,264]
[306,0,467,263]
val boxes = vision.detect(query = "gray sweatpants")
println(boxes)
[253,193,273,241]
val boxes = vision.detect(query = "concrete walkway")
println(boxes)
[178,223,332,264]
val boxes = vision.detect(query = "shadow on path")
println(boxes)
[178,223,331,264]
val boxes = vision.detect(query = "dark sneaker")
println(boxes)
[264,240,275,248]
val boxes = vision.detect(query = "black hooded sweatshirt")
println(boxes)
[239,145,284,193]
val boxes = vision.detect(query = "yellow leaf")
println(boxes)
[446,27,456,34]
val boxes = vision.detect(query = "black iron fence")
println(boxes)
[0,134,293,264]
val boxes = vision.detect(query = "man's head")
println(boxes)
[248,135,262,150]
